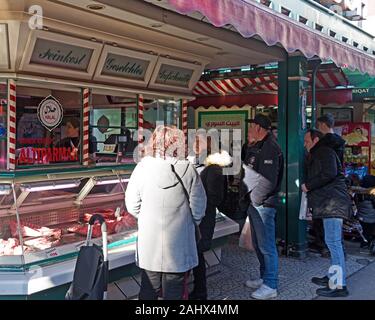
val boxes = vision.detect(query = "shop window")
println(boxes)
[143,98,181,130]
[15,86,82,168]
[0,82,6,171]
[90,94,138,164]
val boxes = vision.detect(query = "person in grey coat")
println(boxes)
[125,125,207,300]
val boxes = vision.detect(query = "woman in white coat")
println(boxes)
[125,125,207,300]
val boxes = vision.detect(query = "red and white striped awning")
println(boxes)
[193,69,349,96]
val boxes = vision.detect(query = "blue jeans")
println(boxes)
[247,205,278,289]
[323,218,347,287]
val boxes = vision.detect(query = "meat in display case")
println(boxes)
[0,166,138,268]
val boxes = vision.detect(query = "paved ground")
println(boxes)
[108,234,375,300]
[203,235,375,300]
[316,251,375,300]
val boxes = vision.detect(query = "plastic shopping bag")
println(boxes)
[299,192,309,220]
[239,216,254,251]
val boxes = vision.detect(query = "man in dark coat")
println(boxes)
[303,129,351,298]
[241,114,284,300]
[309,113,347,257]
[188,135,231,300]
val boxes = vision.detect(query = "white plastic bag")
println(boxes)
[239,216,254,251]
[299,192,308,220]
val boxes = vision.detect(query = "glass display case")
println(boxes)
[0,165,138,270]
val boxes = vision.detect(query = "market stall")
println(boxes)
[0,23,239,299]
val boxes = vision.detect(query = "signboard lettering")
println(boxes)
[102,53,149,79]
[18,147,78,164]
[30,39,93,71]
[156,64,193,88]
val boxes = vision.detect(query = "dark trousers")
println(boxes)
[312,219,327,249]
[192,249,207,299]
[360,221,375,243]
[139,269,185,300]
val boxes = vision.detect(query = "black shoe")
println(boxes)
[311,276,329,286]
[316,286,349,298]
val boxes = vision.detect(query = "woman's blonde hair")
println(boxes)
[146,125,186,159]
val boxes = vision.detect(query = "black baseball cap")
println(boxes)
[245,114,271,130]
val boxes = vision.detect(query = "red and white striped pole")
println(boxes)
[137,94,144,160]
[7,80,16,171]
[182,99,188,155]
[82,88,90,166]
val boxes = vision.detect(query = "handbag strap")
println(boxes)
[171,164,196,224]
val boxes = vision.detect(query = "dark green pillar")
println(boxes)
[278,55,309,258]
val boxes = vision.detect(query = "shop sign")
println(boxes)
[352,88,375,101]
[197,110,248,143]
[101,53,149,80]
[37,95,63,131]
[155,64,194,88]
[30,38,93,71]
[18,147,78,165]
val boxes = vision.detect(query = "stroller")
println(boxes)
[66,214,109,300]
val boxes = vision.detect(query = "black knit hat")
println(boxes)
[245,114,271,130]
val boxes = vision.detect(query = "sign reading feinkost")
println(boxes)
[156,64,194,88]
[30,38,93,71]
[101,53,150,80]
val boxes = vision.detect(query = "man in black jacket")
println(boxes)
[310,114,347,257]
[303,129,351,298]
[241,114,284,300]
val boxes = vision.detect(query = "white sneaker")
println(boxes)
[251,284,278,300]
[245,278,263,289]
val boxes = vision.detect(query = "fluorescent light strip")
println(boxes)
[95,177,130,185]
[20,180,80,192]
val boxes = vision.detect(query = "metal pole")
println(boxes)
[311,61,321,128]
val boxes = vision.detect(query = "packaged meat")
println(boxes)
[9,220,62,238]
[24,237,60,250]
[0,238,21,256]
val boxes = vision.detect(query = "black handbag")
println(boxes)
[171,164,202,242]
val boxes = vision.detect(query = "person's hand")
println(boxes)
[301,184,309,193]
[369,188,375,196]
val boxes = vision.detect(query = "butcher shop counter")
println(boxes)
[0,212,238,299]
[0,165,238,299]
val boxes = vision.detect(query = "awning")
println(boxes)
[189,88,352,108]
[189,93,278,108]
[167,0,375,76]
[193,69,349,96]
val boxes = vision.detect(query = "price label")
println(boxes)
[46,248,59,258]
